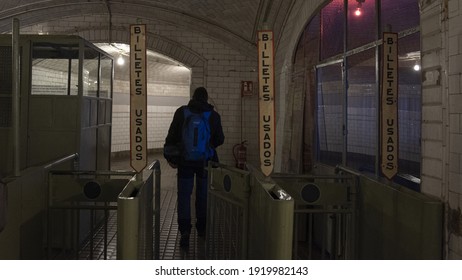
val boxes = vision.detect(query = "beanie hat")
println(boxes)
[193,87,208,102]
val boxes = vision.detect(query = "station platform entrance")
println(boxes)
[44,152,442,260]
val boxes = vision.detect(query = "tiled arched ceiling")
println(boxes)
[0,0,295,55]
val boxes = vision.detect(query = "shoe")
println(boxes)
[180,233,190,248]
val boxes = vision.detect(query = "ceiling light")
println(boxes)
[117,56,125,66]
[355,0,365,17]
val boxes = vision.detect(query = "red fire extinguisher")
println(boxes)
[233,141,247,170]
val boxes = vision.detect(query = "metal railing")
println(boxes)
[206,163,294,259]
[117,160,161,260]
[272,170,359,260]
[335,165,443,259]
[246,166,294,260]
[46,159,161,260]
[47,170,135,259]
[206,163,251,259]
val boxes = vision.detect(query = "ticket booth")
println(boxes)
[0,34,113,175]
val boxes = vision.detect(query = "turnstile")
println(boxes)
[206,163,294,259]
[272,173,358,260]
[47,161,161,260]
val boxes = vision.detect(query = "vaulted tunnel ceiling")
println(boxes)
[0,0,295,84]
[0,0,294,54]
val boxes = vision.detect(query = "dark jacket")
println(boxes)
[164,99,225,166]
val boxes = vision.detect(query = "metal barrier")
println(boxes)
[47,170,135,259]
[206,163,294,259]
[335,165,443,259]
[247,166,294,260]
[355,175,442,259]
[206,163,251,259]
[272,172,359,260]
[208,162,441,260]
[117,161,161,260]
[1,153,79,259]
[47,160,161,260]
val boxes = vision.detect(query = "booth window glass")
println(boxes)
[100,56,112,99]
[31,43,79,96]
[83,47,99,97]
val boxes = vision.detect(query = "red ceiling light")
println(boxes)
[355,0,365,17]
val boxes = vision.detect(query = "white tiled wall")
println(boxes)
[111,104,183,153]
[446,0,462,260]
[111,77,190,154]
[420,0,462,259]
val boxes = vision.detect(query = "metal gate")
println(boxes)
[272,172,359,259]
[47,161,161,260]
[206,163,294,259]
[117,161,161,260]
[206,163,250,259]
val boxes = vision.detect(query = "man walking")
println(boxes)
[164,86,225,248]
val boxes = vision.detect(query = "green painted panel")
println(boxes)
[27,131,77,166]
[248,170,294,260]
[209,164,250,203]
[358,177,443,259]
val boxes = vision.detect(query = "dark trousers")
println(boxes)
[177,165,207,235]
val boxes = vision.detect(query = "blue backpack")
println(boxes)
[182,107,213,161]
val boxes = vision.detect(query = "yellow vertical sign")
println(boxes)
[258,30,275,176]
[130,24,147,172]
[381,32,398,180]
